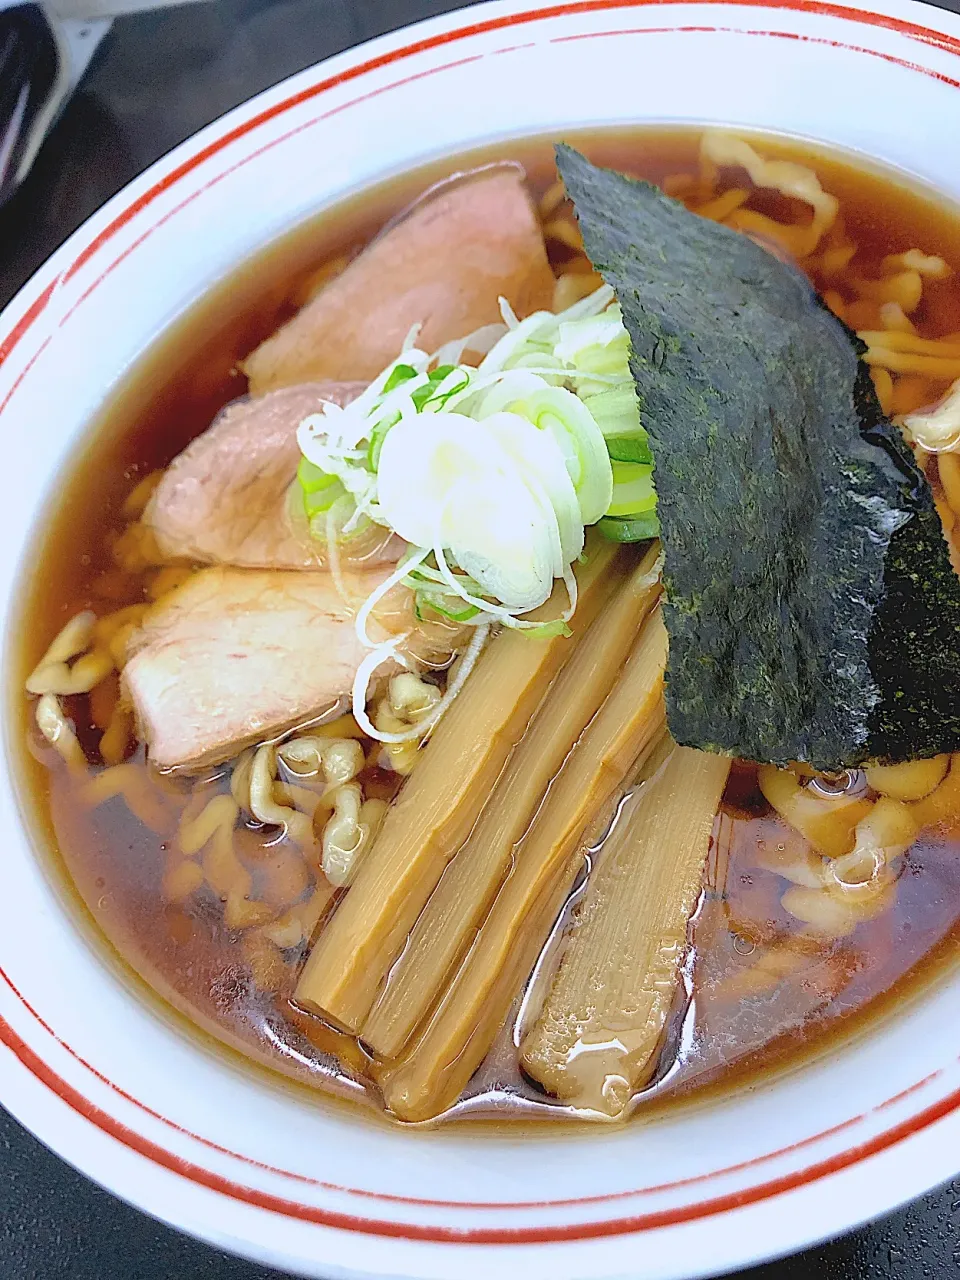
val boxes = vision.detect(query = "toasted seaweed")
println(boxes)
[556,143,960,769]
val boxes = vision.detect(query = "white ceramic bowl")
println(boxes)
[3,2,960,1276]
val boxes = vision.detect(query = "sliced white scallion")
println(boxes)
[510,386,613,525]
[377,413,562,611]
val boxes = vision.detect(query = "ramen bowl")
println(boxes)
[3,1,960,1277]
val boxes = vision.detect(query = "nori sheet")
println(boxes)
[556,143,960,769]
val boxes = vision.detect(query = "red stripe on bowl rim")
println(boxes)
[7,957,936,1212]
[1,0,959,1243]
[2,996,960,1242]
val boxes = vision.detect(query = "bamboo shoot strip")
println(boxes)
[520,746,730,1118]
[363,543,663,1058]
[379,609,669,1123]
[293,539,621,1031]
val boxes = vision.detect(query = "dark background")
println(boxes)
[2,0,960,1275]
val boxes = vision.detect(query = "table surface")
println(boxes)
[3,0,960,1276]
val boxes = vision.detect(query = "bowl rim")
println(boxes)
[4,0,960,1276]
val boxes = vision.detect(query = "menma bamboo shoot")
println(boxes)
[379,609,669,1123]
[362,543,663,1058]
[293,539,621,1031]
[520,745,730,1117]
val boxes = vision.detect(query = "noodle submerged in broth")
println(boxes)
[18,127,960,1125]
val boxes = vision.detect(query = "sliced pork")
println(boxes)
[241,166,555,394]
[143,382,396,570]
[124,566,395,770]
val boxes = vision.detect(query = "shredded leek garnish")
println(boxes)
[296,284,658,741]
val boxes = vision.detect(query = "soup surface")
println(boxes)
[17,127,960,1126]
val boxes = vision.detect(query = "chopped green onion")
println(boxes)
[512,385,613,527]
[297,456,340,495]
[410,365,469,412]
[414,589,482,623]
[582,383,644,438]
[598,511,660,542]
[304,478,346,517]
[608,460,657,517]
[298,455,345,518]
[426,369,471,409]
[367,412,399,472]
[554,307,632,384]
[520,618,573,639]
[606,432,653,464]
[383,363,419,393]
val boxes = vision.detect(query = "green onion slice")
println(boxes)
[608,460,657,517]
[597,511,660,542]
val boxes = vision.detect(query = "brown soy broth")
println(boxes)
[677,802,960,1099]
[14,126,960,1127]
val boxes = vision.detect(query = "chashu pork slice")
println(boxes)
[241,166,555,395]
[124,566,393,770]
[142,381,399,570]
